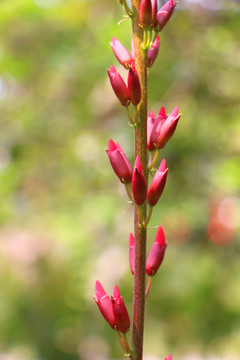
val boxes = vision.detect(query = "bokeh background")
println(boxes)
[0,0,240,359]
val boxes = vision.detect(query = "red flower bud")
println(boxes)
[128,62,142,105]
[147,106,180,150]
[110,37,132,69]
[147,108,166,151]
[94,281,116,330]
[147,158,168,206]
[156,0,176,32]
[108,65,129,106]
[132,155,147,206]
[111,285,130,333]
[147,35,160,68]
[151,0,157,26]
[146,226,167,276]
[129,233,135,275]
[147,111,156,151]
[165,356,172,360]
[140,0,153,28]
[156,106,181,149]
[106,139,133,184]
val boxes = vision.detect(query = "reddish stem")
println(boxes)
[130,1,148,359]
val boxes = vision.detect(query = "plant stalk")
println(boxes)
[130,1,148,359]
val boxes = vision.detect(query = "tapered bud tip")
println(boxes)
[111,36,117,45]
[159,106,166,118]
[113,285,121,298]
[165,356,172,360]
[108,139,117,151]
[159,158,167,172]
[155,226,166,246]
[95,281,106,299]
[129,233,134,247]
[109,65,116,73]
[134,155,142,171]
[171,106,179,117]
[149,110,156,118]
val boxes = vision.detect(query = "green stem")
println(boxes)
[145,276,152,298]
[134,105,138,124]
[117,330,128,353]
[122,0,133,16]
[126,105,135,125]
[148,148,160,170]
[140,205,153,228]
[125,183,133,202]
[123,332,132,355]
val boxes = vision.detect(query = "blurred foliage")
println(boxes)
[0,0,240,359]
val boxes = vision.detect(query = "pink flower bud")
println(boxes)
[147,109,166,151]
[156,106,181,149]
[110,37,132,69]
[132,155,147,206]
[146,226,167,276]
[94,281,116,330]
[111,285,130,333]
[129,233,135,275]
[156,0,176,32]
[147,106,180,150]
[128,62,142,105]
[147,35,160,68]
[147,111,156,151]
[140,0,153,28]
[108,65,129,106]
[106,139,133,184]
[147,158,168,206]
[165,356,172,360]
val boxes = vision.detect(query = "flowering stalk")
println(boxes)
[95,1,179,360]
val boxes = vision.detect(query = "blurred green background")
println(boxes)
[0,0,240,359]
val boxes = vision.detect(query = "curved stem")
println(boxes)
[117,330,128,353]
[126,105,135,125]
[145,276,152,298]
[125,183,133,202]
[148,148,160,170]
[123,332,132,355]
[140,205,153,228]
[122,0,133,16]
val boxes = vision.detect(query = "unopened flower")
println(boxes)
[110,37,132,68]
[165,356,172,360]
[94,281,116,329]
[111,285,130,333]
[128,62,142,105]
[156,106,181,149]
[129,233,135,275]
[108,65,129,106]
[146,226,167,276]
[156,0,176,32]
[132,155,147,205]
[147,106,181,150]
[140,0,153,28]
[106,139,132,184]
[147,158,168,206]
[147,35,160,67]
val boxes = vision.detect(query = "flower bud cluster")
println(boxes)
[95,281,130,333]
[129,226,167,277]
[140,0,176,32]
[111,35,160,70]
[108,62,141,107]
